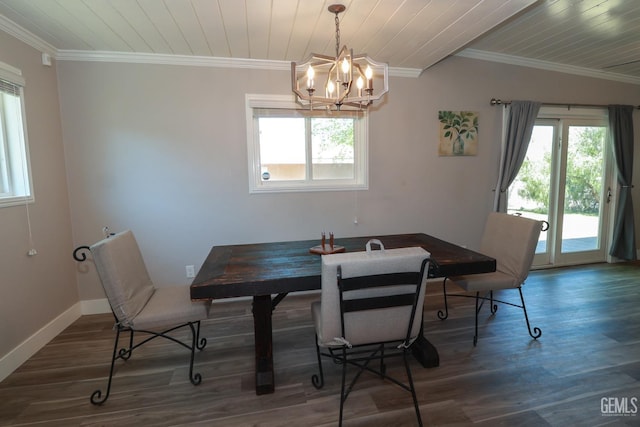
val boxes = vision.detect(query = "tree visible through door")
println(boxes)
[507,112,611,267]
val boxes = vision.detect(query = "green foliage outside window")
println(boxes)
[517,126,605,215]
[312,118,354,162]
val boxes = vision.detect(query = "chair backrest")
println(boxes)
[319,245,430,347]
[90,230,155,327]
[480,212,542,285]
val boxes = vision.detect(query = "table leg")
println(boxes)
[412,314,440,368]
[412,336,440,368]
[252,295,274,395]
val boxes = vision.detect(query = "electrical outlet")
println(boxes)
[186,265,195,278]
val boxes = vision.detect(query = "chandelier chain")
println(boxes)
[334,11,340,57]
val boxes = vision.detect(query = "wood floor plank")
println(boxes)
[1,262,640,426]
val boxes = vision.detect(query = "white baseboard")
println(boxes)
[0,298,112,383]
[0,302,82,383]
[80,298,111,315]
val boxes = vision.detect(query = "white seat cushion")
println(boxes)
[91,230,155,327]
[479,213,541,285]
[132,285,210,330]
[316,246,429,347]
[448,271,518,292]
[91,230,209,330]
[446,213,541,293]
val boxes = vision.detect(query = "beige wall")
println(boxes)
[57,56,640,301]
[0,32,76,359]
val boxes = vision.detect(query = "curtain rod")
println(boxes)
[490,98,640,110]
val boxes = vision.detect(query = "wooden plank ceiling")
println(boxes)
[0,0,638,83]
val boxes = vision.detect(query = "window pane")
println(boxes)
[0,109,8,194]
[311,118,354,180]
[1,89,31,202]
[507,125,553,254]
[0,151,7,195]
[561,126,605,253]
[258,117,305,181]
[247,94,368,193]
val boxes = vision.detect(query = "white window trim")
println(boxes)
[538,105,608,121]
[245,94,368,193]
[0,61,24,86]
[0,60,33,208]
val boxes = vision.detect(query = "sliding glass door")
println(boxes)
[507,109,613,267]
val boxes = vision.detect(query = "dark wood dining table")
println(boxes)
[190,233,496,395]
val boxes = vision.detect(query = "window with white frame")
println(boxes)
[0,62,32,207]
[246,94,368,193]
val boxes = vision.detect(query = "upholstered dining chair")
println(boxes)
[311,240,430,426]
[438,212,544,346]
[72,230,210,405]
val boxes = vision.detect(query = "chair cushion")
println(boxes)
[131,285,210,330]
[448,270,518,292]
[90,230,155,327]
[316,246,429,347]
[480,213,542,284]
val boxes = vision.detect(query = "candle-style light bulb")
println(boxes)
[307,65,315,89]
[341,57,349,81]
[327,80,335,95]
[365,65,373,90]
[356,76,364,96]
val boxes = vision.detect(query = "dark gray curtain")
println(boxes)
[608,105,636,260]
[493,100,541,212]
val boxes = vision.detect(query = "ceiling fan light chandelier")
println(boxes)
[291,4,389,111]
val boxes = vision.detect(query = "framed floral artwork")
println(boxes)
[438,111,478,156]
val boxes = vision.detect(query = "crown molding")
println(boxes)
[55,49,290,70]
[457,48,640,86]
[55,49,421,77]
[390,67,421,78]
[0,14,56,56]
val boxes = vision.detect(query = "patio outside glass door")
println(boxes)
[507,113,612,267]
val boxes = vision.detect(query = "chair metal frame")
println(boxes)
[436,215,547,346]
[312,259,429,426]
[73,245,207,405]
[437,281,541,346]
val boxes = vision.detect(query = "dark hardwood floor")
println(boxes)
[1,262,639,426]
